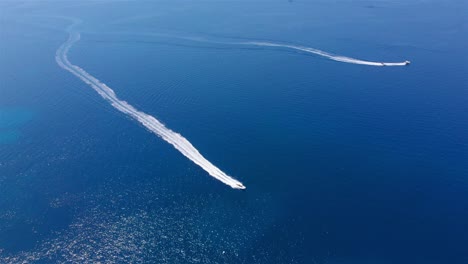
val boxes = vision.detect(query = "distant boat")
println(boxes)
[380,60,410,66]
[236,183,246,190]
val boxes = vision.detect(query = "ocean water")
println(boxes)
[1,1,467,263]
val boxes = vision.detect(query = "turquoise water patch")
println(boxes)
[0,130,20,144]
[0,109,33,144]
[0,109,33,128]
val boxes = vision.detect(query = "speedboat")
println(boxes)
[235,183,246,190]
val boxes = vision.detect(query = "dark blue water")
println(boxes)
[1,1,467,263]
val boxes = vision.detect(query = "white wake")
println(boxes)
[239,41,409,66]
[56,20,245,190]
[85,31,410,67]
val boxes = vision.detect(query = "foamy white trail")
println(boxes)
[85,31,409,66]
[56,21,245,189]
[162,36,410,66]
[239,41,408,66]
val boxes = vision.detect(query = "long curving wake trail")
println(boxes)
[56,20,245,190]
[97,31,409,66]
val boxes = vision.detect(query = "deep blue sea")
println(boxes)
[1,1,467,263]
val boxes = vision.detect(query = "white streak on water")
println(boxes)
[82,30,410,67]
[239,41,408,66]
[56,21,245,189]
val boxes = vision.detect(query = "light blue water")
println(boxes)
[1,1,467,263]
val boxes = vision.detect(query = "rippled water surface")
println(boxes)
[1,1,467,263]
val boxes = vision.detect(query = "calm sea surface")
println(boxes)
[1,1,467,263]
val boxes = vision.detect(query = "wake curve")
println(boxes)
[56,20,245,190]
[84,30,410,66]
[176,36,409,66]
[176,34,410,66]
